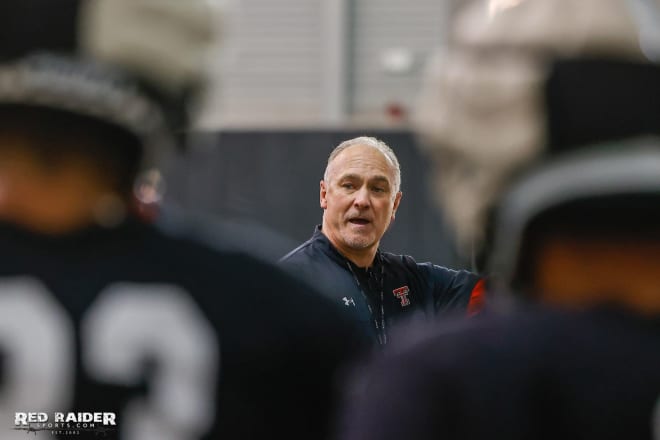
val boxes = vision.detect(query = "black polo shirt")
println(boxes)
[280,226,484,344]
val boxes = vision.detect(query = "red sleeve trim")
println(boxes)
[467,278,486,316]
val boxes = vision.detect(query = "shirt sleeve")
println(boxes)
[419,263,485,315]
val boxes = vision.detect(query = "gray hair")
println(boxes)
[323,136,401,194]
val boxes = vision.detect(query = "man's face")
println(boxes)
[321,144,402,258]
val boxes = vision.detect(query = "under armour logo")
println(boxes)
[393,286,410,307]
[342,297,356,307]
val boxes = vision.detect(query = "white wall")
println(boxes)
[198,0,449,129]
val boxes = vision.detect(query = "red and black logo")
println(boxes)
[392,286,410,307]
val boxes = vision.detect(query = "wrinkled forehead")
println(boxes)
[326,144,397,182]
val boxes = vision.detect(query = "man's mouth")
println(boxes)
[348,218,371,225]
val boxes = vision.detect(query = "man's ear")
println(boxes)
[391,191,403,220]
[320,180,328,209]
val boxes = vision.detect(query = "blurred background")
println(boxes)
[162,0,462,265]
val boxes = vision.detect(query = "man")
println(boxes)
[339,0,660,439]
[281,136,484,345]
[0,1,365,439]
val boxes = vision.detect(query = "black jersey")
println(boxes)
[0,217,366,440]
[341,305,660,440]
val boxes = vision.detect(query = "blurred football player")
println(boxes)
[339,0,660,439]
[0,1,365,439]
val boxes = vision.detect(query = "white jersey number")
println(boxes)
[0,278,219,440]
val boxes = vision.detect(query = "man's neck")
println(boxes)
[342,249,377,269]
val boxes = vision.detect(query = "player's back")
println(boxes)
[0,217,366,440]
[343,305,660,440]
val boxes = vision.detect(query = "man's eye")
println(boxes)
[342,183,354,189]
[372,187,386,193]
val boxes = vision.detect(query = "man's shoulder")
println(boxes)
[280,236,319,264]
[278,234,357,299]
[279,231,342,275]
[380,251,477,282]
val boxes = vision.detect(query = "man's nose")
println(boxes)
[353,186,371,208]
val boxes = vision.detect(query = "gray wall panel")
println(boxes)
[165,131,462,268]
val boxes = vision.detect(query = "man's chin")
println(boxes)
[343,234,375,250]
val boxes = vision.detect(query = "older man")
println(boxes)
[281,136,484,345]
